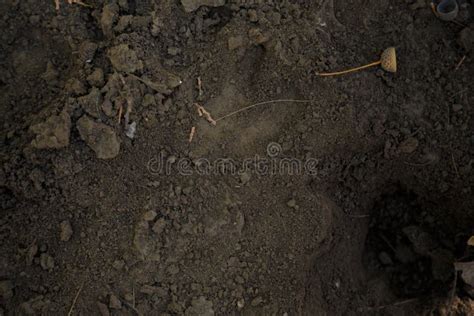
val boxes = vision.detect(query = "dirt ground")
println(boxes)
[1,0,474,315]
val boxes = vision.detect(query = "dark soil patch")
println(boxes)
[1,0,474,315]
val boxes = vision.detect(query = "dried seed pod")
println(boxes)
[316,47,397,76]
[380,47,397,73]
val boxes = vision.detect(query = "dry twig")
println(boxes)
[118,105,123,125]
[197,77,203,97]
[215,99,312,122]
[455,55,467,71]
[67,282,84,316]
[195,103,217,125]
[188,126,196,143]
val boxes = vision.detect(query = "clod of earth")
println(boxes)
[316,47,397,76]
[108,44,143,74]
[60,220,73,242]
[100,3,119,38]
[77,87,102,118]
[76,116,120,159]
[39,253,55,271]
[30,111,71,149]
[457,26,474,52]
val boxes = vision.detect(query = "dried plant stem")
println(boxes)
[215,99,312,122]
[455,55,466,71]
[67,282,84,316]
[195,103,217,125]
[188,126,196,143]
[118,105,123,124]
[316,60,381,76]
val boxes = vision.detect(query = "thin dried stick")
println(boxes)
[455,55,466,71]
[188,126,196,143]
[118,105,123,124]
[68,0,92,7]
[197,77,203,97]
[215,99,312,122]
[451,154,460,178]
[360,298,418,312]
[67,282,84,316]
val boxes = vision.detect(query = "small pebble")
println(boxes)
[287,199,297,209]
[60,220,73,242]
[39,253,55,271]
[143,210,157,222]
[251,296,263,306]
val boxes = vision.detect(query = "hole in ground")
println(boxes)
[364,186,474,307]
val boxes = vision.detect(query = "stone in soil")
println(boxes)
[143,210,157,221]
[30,111,71,149]
[108,44,143,74]
[76,116,120,159]
[398,137,419,154]
[180,0,225,12]
[60,220,73,242]
[39,253,55,271]
[228,36,245,51]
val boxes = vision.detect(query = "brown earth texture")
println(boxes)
[1,0,474,315]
